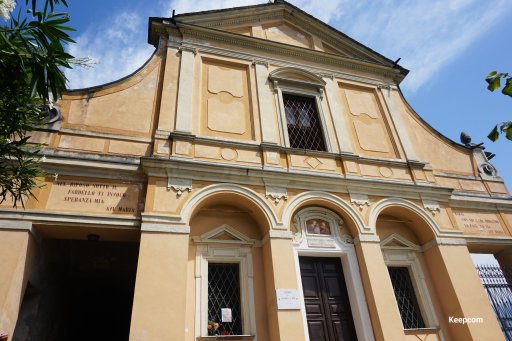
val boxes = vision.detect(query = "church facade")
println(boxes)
[1,1,511,340]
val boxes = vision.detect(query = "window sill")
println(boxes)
[197,335,255,340]
[404,327,440,335]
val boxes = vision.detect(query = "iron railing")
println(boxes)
[476,265,512,340]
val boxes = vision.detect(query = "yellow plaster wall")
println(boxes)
[392,90,475,176]
[262,21,313,49]
[376,216,421,245]
[190,206,263,239]
[0,230,37,339]
[61,53,161,137]
[355,241,405,341]
[262,238,306,341]
[423,244,504,340]
[130,232,189,341]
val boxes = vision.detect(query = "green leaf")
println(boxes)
[488,124,500,141]
[502,121,512,141]
[502,77,512,97]
[486,71,501,91]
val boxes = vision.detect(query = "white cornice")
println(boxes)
[40,149,143,181]
[172,4,392,67]
[175,23,402,83]
[141,157,456,202]
[0,209,141,227]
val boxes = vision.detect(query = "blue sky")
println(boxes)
[7,0,511,262]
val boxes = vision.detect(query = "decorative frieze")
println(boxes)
[350,193,370,211]
[167,177,192,197]
[422,199,441,217]
[265,186,288,205]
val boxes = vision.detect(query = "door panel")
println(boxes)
[299,257,357,341]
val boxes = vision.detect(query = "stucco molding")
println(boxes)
[422,199,441,217]
[178,45,197,55]
[421,237,467,251]
[353,234,381,245]
[140,222,190,234]
[192,224,257,245]
[166,177,193,197]
[349,193,370,212]
[0,209,140,227]
[282,191,368,234]
[180,183,280,229]
[265,186,288,205]
[175,24,402,83]
[269,67,326,87]
[0,219,32,231]
[380,233,421,251]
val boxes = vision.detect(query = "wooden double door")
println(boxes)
[299,257,357,341]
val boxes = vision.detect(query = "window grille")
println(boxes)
[388,266,426,329]
[283,94,326,151]
[477,265,512,340]
[208,263,243,335]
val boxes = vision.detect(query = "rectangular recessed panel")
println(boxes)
[307,320,328,341]
[305,303,323,315]
[302,275,321,298]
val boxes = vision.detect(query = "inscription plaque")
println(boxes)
[46,179,141,215]
[276,289,301,310]
[307,237,336,248]
[453,211,506,236]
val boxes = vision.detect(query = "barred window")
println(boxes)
[208,263,243,335]
[283,94,326,151]
[388,266,425,329]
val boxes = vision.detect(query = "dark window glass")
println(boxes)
[283,94,326,151]
[388,266,426,329]
[208,263,242,335]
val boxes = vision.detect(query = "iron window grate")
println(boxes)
[388,266,426,329]
[477,265,512,340]
[283,94,326,151]
[208,263,242,335]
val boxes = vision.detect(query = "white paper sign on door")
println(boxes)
[221,308,232,322]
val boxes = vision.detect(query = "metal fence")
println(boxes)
[476,265,512,340]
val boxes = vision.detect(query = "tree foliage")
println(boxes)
[485,71,512,142]
[0,0,74,207]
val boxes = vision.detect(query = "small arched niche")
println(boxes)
[375,206,436,246]
[188,190,273,239]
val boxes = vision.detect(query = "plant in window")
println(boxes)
[207,320,220,336]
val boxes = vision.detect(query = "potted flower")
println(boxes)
[207,320,220,336]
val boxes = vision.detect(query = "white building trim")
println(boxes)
[291,207,375,341]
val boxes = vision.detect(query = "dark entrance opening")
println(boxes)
[13,238,139,341]
[299,256,357,341]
